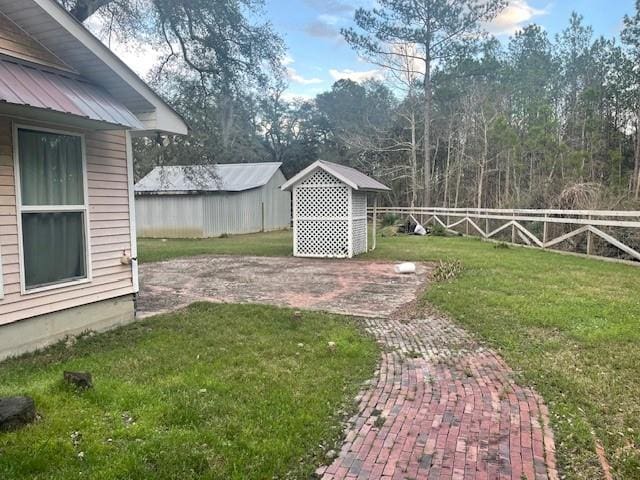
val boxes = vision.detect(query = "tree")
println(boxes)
[622,0,640,199]
[342,0,507,206]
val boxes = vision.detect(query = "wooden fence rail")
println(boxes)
[368,206,640,263]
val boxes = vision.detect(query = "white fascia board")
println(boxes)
[34,0,188,136]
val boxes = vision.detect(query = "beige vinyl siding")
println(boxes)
[0,117,134,326]
[0,11,72,72]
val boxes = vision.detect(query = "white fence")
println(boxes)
[370,207,640,263]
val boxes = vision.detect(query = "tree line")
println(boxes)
[64,0,640,211]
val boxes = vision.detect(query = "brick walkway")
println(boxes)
[316,316,558,480]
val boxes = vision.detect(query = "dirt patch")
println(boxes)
[137,255,432,318]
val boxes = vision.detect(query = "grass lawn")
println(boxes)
[366,235,640,479]
[0,303,377,480]
[138,230,292,263]
[139,230,640,479]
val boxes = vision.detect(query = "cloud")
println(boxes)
[329,68,384,83]
[488,0,549,36]
[304,19,341,39]
[285,57,323,86]
[318,14,340,25]
[287,67,323,85]
[301,0,353,14]
[281,91,316,102]
[282,54,295,66]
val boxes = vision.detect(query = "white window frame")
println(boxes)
[13,123,92,295]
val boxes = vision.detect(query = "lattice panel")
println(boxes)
[296,219,350,257]
[352,218,367,255]
[295,185,349,218]
[300,169,341,186]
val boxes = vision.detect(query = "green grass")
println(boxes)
[139,231,640,478]
[364,235,640,479]
[138,230,292,263]
[0,303,377,480]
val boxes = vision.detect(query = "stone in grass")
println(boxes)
[64,371,93,389]
[0,396,36,432]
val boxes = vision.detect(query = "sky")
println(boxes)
[96,0,638,100]
[266,0,637,100]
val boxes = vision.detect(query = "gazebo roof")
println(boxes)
[281,160,390,192]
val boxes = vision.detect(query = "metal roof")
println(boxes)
[0,0,188,135]
[0,58,144,129]
[135,163,284,194]
[281,160,390,192]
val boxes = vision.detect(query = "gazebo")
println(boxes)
[281,160,390,258]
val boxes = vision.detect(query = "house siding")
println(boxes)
[0,116,135,326]
[0,11,71,72]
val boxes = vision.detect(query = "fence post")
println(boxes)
[586,214,592,255]
[543,213,548,249]
[371,196,377,251]
[511,210,516,244]
[465,208,470,235]
[484,210,489,238]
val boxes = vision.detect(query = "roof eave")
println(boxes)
[29,0,189,136]
[0,102,142,130]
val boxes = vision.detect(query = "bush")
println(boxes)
[433,259,463,282]
[381,213,400,227]
[431,224,446,236]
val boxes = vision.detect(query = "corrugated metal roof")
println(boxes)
[0,0,188,135]
[281,160,390,192]
[135,163,284,194]
[0,58,144,129]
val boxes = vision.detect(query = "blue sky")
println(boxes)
[264,0,637,100]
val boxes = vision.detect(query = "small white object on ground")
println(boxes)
[414,224,427,235]
[394,262,416,274]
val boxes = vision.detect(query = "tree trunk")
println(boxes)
[504,149,511,207]
[410,109,418,208]
[443,127,453,208]
[477,111,489,209]
[635,112,640,199]
[423,57,432,207]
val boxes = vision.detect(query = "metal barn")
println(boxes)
[281,160,390,258]
[135,163,291,238]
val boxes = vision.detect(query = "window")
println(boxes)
[16,127,89,291]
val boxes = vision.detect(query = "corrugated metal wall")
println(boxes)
[136,170,291,238]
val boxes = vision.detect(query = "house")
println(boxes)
[0,0,188,360]
[134,163,291,238]
[281,160,390,258]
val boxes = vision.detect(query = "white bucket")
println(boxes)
[394,262,416,274]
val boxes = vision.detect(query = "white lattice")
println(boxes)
[296,219,350,257]
[300,169,341,186]
[295,185,349,218]
[293,167,369,258]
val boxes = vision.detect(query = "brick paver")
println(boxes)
[139,255,558,480]
[316,316,558,480]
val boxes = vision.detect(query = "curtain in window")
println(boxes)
[18,129,87,290]
[22,212,86,288]
[18,129,83,206]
